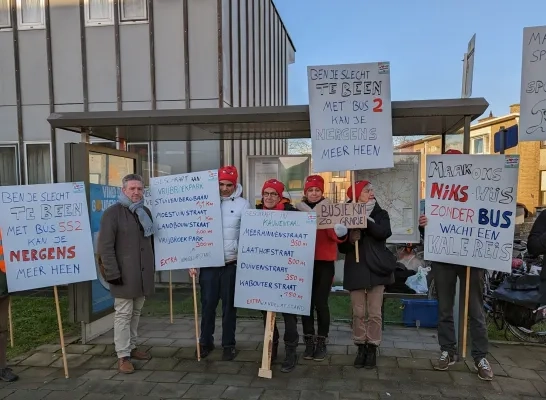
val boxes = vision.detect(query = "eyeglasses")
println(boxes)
[263,192,279,198]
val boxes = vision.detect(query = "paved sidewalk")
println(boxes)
[1,317,546,399]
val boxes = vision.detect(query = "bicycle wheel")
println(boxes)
[506,321,546,344]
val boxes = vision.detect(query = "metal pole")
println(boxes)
[456,115,472,357]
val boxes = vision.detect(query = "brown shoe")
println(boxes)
[434,351,455,371]
[118,357,135,374]
[131,349,151,360]
[475,358,494,381]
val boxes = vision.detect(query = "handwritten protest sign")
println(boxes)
[424,155,519,273]
[519,26,546,142]
[149,170,224,270]
[234,210,317,315]
[0,182,96,292]
[315,203,367,229]
[307,62,393,172]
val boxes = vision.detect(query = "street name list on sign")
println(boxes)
[0,182,96,292]
[307,62,394,172]
[315,203,367,229]
[234,210,317,316]
[424,155,519,273]
[519,25,546,142]
[149,170,224,270]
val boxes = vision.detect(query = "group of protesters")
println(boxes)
[94,152,506,381]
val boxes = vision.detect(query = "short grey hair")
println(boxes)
[122,174,144,188]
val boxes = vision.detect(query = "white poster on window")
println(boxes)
[519,26,546,142]
[149,170,225,270]
[234,210,317,315]
[0,182,96,292]
[424,155,519,273]
[307,62,394,172]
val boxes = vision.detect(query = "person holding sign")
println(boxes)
[338,180,396,369]
[188,166,251,361]
[256,178,300,373]
[0,232,18,382]
[295,175,347,361]
[98,174,155,374]
[418,149,493,381]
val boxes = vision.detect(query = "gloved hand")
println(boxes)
[107,277,123,286]
[334,224,348,238]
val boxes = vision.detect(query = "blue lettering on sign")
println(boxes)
[321,146,350,159]
[477,208,512,229]
[7,225,27,236]
[353,145,380,156]
[51,264,80,275]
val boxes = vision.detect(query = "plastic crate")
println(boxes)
[401,299,438,328]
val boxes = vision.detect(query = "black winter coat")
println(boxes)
[338,202,396,291]
[526,211,546,304]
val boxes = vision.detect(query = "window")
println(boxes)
[85,0,113,26]
[0,145,19,185]
[16,0,45,30]
[119,0,147,22]
[90,139,117,149]
[127,142,150,186]
[0,0,11,29]
[25,143,52,184]
[471,135,489,155]
[331,171,346,179]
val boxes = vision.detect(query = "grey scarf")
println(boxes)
[118,193,154,237]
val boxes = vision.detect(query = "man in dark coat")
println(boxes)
[98,174,155,374]
[338,180,396,369]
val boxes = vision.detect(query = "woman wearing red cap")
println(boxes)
[295,175,347,361]
[256,178,300,373]
[189,165,251,361]
[338,180,396,369]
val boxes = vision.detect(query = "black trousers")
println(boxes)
[261,311,299,347]
[301,260,335,337]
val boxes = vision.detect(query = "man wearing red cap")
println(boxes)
[189,166,250,361]
[256,178,300,373]
[338,180,397,369]
[419,149,493,381]
[296,175,347,361]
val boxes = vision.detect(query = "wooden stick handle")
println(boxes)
[169,271,173,324]
[258,311,275,379]
[351,171,360,262]
[53,286,69,378]
[8,297,13,348]
[461,266,471,359]
[192,274,201,361]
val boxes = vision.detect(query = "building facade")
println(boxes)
[396,104,546,214]
[0,0,295,187]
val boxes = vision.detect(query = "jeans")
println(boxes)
[114,296,145,358]
[0,296,8,368]
[302,260,335,337]
[432,262,489,361]
[199,263,237,348]
[261,311,299,347]
[350,285,384,345]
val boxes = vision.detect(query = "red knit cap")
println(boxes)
[445,149,462,154]
[218,165,238,185]
[304,175,324,193]
[262,179,285,196]
[346,180,370,201]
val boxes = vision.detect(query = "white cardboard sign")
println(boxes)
[0,182,96,292]
[519,26,546,142]
[307,62,394,172]
[149,170,225,270]
[234,210,317,315]
[424,155,519,273]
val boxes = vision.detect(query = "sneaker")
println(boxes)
[353,344,366,369]
[222,347,237,361]
[130,348,151,360]
[313,336,327,361]
[118,357,135,374]
[303,335,315,360]
[475,358,494,381]
[434,351,456,371]
[196,343,215,359]
[0,368,18,382]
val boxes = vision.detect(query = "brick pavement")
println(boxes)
[1,317,546,399]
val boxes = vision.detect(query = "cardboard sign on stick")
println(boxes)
[315,203,367,229]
